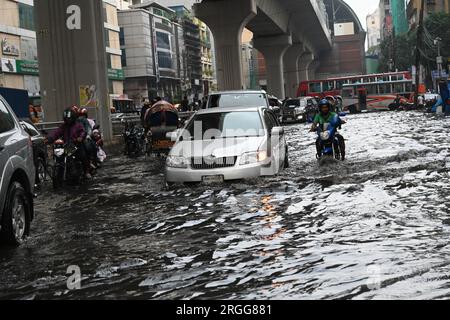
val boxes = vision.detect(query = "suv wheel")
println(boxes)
[0,181,31,246]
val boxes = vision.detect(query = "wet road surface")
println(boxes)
[1,111,450,300]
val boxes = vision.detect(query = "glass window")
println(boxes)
[209,93,267,108]
[153,8,163,16]
[104,29,110,47]
[119,28,125,46]
[157,51,172,69]
[107,54,112,69]
[19,3,35,31]
[309,82,321,93]
[186,111,264,139]
[121,49,127,67]
[367,84,377,94]
[336,80,344,90]
[0,99,15,133]
[156,32,170,50]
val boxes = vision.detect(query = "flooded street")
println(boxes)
[1,111,450,300]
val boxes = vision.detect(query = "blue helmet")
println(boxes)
[318,99,331,115]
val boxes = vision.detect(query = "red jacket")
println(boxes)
[48,122,86,144]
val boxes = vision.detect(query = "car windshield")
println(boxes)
[209,93,266,108]
[185,111,264,140]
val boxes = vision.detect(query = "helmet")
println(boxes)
[79,108,88,117]
[63,108,77,124]
[318,99,331,116]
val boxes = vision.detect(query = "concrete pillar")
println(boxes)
[34,0,112,141]
[298,52,315,82]
[283,42,304,98]
[194,0,256,91]
[308,60,320,80]
[253,34,292,98]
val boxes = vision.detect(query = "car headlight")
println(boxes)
[240,151,268,165]
[166,156,190,168]
[55,149,64,157]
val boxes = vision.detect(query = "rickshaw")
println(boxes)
[144,100,179,155]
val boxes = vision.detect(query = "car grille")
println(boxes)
[191,156,237,170]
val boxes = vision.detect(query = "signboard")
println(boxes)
[1,38,20,56]
[108,68,124,80]
[16,60,39,75]
[432,70,449,80]
[1,58,17,73]
[79,85,98,108]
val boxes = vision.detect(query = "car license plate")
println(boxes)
[287,117,293,121]
[202,175,224,184]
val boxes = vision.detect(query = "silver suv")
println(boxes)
[0,95,35,245]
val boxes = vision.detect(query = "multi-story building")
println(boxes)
[104,0,126,107]
[379,0,393,41]
[366,7,381,50]
[407,0,450,29]
[195,18,214,96]
[391,0,408,34]
[0,0,40,103]
[0,0,124,115]
[170,5,203,99]
[119,2,183,103]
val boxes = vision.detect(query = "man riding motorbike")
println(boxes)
[310,99,346,160]
[45,108,92,178]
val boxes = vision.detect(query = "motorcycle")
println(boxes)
[122,120,145,157]
[51,139,84,189]
[314,116,345,162]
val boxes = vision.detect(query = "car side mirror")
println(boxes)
[271,127,284,136]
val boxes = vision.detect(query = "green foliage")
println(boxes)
[378,12,450,73]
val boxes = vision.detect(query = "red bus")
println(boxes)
[297,71,413,113]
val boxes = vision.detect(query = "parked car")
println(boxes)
[20,121,48,185]
[282,97,318,123]
[205,90,270,109]
[165,106,288,185]
[0,94,35,245]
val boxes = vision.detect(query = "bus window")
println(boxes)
[342,88,355,98]
[394,83,404,93]
[391,75,398,81]
[336,80,344,90]
[378,84,389,94]
[323,81,334,91]
[309,82,322,93]
[367,84,377,94]
[405,82,412,92]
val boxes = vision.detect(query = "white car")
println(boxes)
[165,106,289,184]
[0,95,35,245]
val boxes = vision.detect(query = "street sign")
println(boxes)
[432,70,448,80]
[437,56,443,64]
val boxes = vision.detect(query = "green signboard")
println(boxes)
[16,60,39,75]
[108,68,124,80]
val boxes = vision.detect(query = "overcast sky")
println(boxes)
[343,0,380,30]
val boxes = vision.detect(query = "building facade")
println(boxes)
[0,0,40,102]
[119,3,183,104]
[367,7,381,50]
[0,0,124,119]
[391,0,408,35]
[407,0,450,29]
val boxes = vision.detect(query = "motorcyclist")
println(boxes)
[76,107,99,169]
[45,108,92,179]
[310,99,346,160]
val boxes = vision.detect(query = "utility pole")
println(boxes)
[435,37,443,77]
[414,0,425,106]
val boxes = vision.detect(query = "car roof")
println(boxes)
[209,90,267,95]
[194,106,265,114]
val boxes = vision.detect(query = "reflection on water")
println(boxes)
[1,112,450,299]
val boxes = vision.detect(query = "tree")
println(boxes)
[378,12,450,74]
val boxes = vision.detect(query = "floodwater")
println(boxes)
[1,111,450,300]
